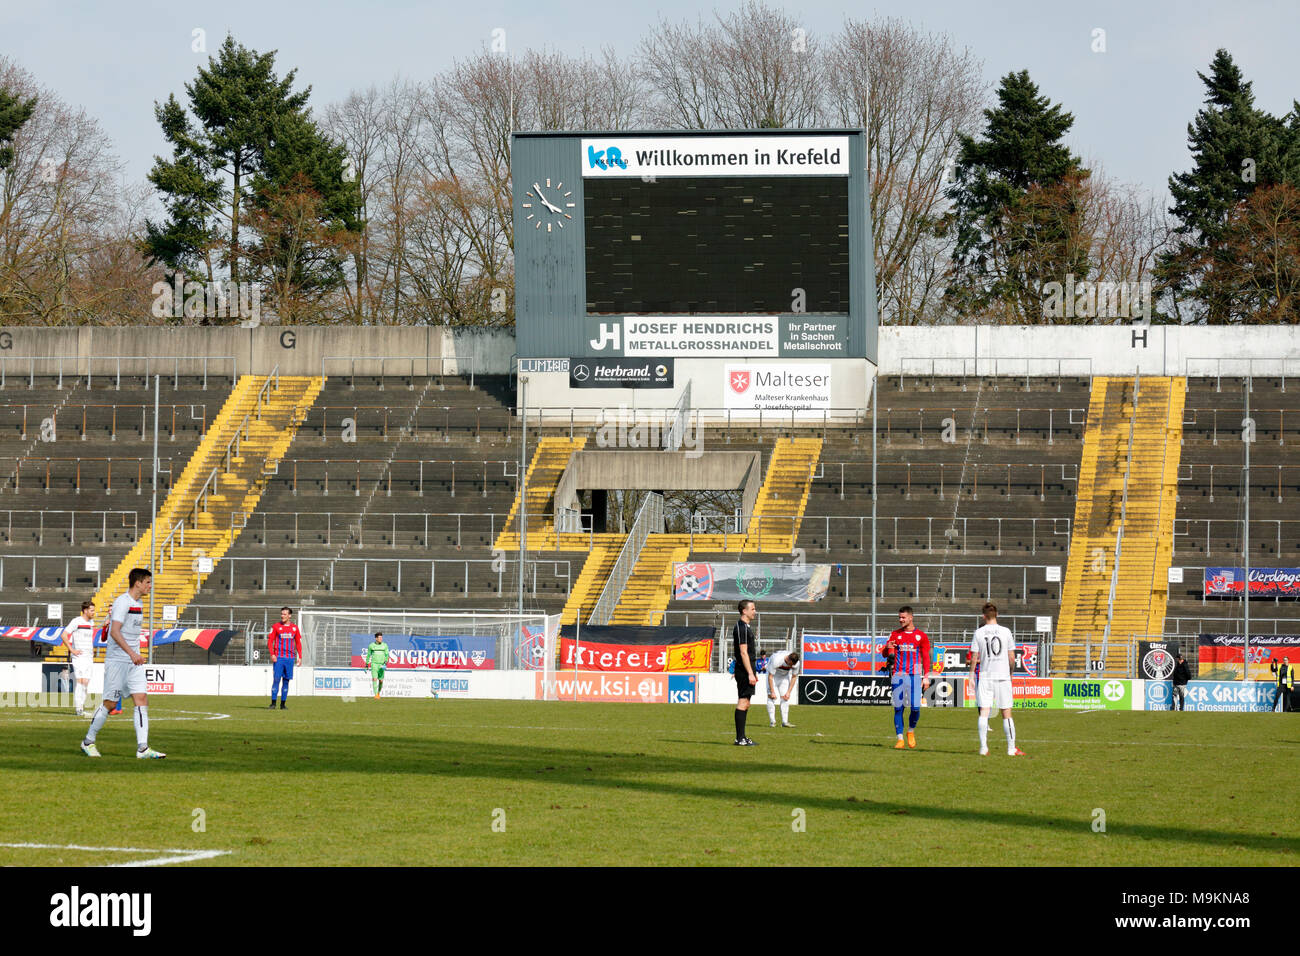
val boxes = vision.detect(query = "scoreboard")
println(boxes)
[512,130,877,363]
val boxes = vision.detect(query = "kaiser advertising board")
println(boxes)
[960,678,1137,710]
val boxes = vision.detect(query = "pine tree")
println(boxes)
[142,34,360,319]
[941,70,1089,323]
[1158,49,1293,322]
[0,85,37,172]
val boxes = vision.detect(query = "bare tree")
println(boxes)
[639,2,822,129]
[824,18,986,324]
[0,57,155,324]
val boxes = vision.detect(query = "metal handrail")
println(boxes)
[320,354,482,389]
[1184,357,1300,390]
[895,355,1094,386]
[1101,373,1140,657]
[0,354,236,390]
[588,492,664,625]
[193,367,280,525]
[664,380,692,452]
[0,509,139,545]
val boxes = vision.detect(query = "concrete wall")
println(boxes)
[4,323,1299,391]
[553,451,761,517]
[877,325,1300,378]
[0,326,517,378]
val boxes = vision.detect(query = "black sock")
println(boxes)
[734,708,747,740]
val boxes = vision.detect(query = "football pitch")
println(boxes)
[1,698,1295,867]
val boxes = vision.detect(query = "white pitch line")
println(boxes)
[0,842,230,866]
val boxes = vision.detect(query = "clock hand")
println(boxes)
[532,183,562,214]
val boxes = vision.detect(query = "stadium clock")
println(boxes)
[520,177,575,234]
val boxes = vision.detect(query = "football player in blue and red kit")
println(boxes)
[268,607,303,710]
[884,606,931,749]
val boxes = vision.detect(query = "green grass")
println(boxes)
[1,697,1296,866]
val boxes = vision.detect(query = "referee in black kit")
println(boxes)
[733,600,759,746]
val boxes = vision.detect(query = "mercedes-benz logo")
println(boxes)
[573,364,590,382]
[804,679,827,703]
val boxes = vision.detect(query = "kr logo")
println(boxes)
[729,370,750,394]
[1102,680,1125,702]
[587,145,627,170]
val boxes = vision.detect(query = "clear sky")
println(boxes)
[3,0,1297,202]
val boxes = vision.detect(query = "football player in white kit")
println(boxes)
[80,568,165,759]
[970,602,1025,757]
[766,649,801,727]
[60,600,97,717]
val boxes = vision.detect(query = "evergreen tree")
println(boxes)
[941,70,1089,323]
[0,85,37,172]
[1158,49,1294,322]
[143,34,360,317]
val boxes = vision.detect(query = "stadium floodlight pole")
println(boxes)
[1243,378,1250,681]
[150,374,158,665]
[871,370,877,645]
[518,375,528,616]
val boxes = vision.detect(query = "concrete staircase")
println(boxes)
[742,437,823,552]
[90,374,324,628]
[609,536,690,626]
[1055,377,1184,676]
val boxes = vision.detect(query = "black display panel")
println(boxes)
[584,176,849,315]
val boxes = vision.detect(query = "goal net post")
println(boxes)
[298,609,559,681]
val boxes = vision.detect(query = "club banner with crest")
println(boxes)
[799,633,892,675]
[1196,633,1300,681]
[673,562,831,602]
[1204,567,1300,597]
[349,633,496,670]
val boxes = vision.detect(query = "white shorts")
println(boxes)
[103,659,146,700]
[70,652,92,680]
[977,678,1013,710]
[768,670,793,695]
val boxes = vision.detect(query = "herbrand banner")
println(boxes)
[569,358,673,389]
[349,633,496,670]
[798,675,893,706]
[675,563,831,602]
[1196,633,1300,680]
[1204,567,1300,597]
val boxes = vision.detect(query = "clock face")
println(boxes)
[521,177,575,234]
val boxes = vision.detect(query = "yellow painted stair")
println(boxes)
[493,436,587,551]
[742,437,823,553]
[1054,377,1184,676]
[560,542,625,626]
[88,374,324,633]
[609,536,691,626]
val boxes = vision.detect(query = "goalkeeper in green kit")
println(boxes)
[363,632,389,699]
